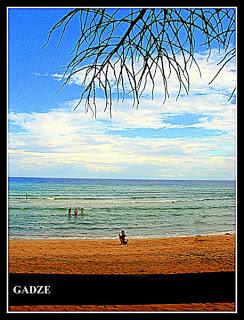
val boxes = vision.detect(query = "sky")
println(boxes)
[8,8,237,180]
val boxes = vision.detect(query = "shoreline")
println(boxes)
[9,230,235,241]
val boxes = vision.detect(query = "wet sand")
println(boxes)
[9,233,235,312]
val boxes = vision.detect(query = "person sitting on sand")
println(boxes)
[119,230,128,245]
[74,208,78,216]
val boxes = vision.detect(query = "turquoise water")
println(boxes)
[8,177,236,239]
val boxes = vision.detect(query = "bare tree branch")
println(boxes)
[44,8,236,117]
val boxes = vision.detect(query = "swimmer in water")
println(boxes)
[68,207,71,216]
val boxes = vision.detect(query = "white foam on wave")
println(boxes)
[9,229,235,241]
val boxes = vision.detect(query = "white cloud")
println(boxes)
[52,48,236,106]
[9,49,236,179]
[33,72,49,77]
[9,101,236,179]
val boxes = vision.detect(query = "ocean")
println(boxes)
[8,177,236,240]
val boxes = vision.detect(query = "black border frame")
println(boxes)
[1,0,240,319]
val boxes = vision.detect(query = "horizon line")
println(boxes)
[8,176,236,182]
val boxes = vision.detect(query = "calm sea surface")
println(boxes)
[8,177,236,239]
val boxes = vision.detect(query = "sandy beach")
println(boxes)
[9,233,236,312]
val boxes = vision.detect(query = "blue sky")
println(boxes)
[8,8,237,180]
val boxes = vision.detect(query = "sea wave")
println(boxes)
[8,230,236,240]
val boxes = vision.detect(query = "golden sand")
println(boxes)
[9,233,235,311]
